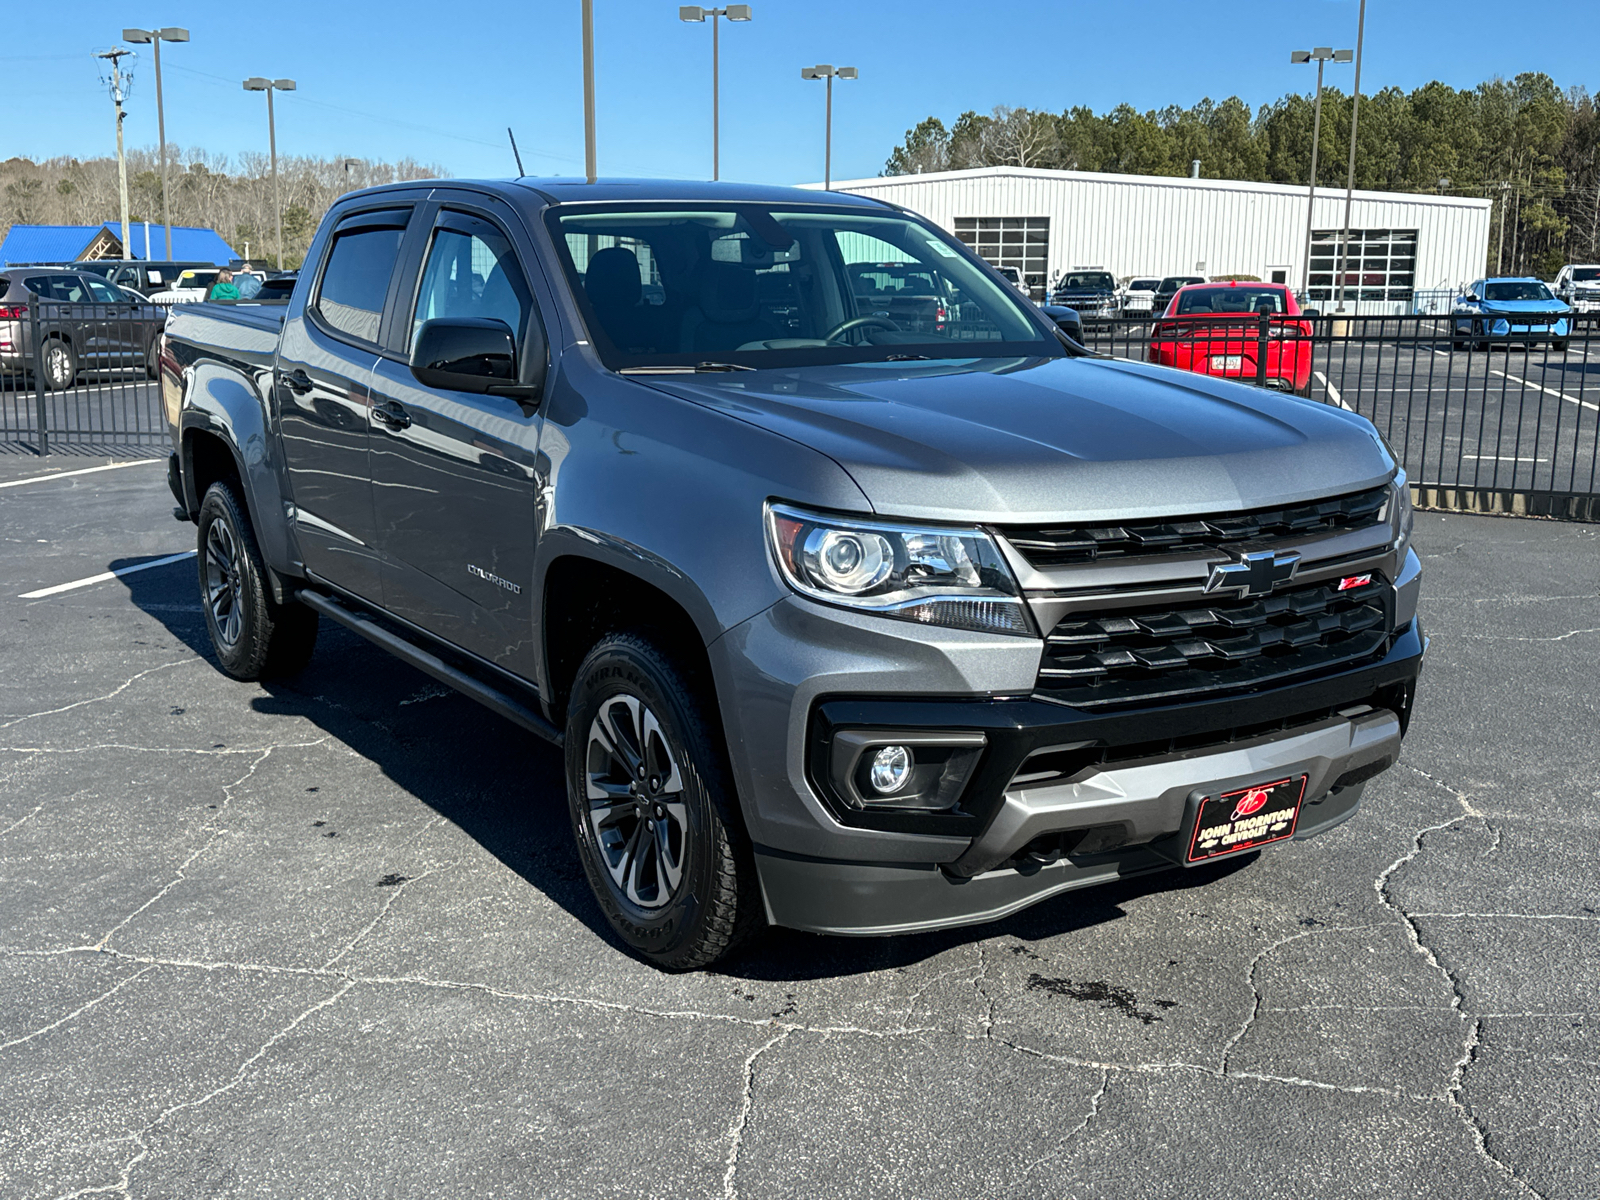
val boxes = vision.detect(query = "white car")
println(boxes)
[1554,264,1600,312]
[147,268,221,306]
[1119,276,1161,315]
[994,265,1032,298]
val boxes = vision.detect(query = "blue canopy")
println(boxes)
[0,223,237,267]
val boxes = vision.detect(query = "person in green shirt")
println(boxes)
[205,269,241,302]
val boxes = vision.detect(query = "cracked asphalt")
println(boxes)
[1,454,1596,1199]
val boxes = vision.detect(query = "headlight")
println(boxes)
[1391,469,1414,555]
[766,503,1034,637]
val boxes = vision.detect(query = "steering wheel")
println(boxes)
[824,314,901,343]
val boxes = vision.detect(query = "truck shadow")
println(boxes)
[119,562,1256,983]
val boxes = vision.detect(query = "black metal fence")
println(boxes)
[1077,311,1600,520]
[2,300,1597,520]
[0,300,169,455]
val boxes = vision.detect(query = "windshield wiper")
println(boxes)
[883,353,931,361]
[618,362,757,375]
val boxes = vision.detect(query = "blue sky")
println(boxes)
[4,1,1595,187]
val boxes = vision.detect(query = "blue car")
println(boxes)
[1453,277,1572,351]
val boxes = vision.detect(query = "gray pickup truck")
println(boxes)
[159,178,1424,969]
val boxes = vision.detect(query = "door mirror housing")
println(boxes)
[1301,308,1321,318]
[410,317,543,411]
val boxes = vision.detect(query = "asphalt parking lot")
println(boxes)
[1,455,1597,1199]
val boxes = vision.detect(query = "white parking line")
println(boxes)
[1461,454,1548,462]
[19,550,196,599]
[0,459,162,489]
[1314,371,1352,410]
[1489,369,1600,412]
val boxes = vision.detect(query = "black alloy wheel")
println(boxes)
[564,633,761,970]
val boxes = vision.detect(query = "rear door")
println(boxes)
[276,203,421,603]
[367,194,546,678]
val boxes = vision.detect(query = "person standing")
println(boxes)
[205,268,241,302]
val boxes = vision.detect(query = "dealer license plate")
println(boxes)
[1186,776,1307,863]
[1213,355,1244,371]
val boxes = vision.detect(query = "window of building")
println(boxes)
[1307,229,1418,303]
[954,217,1049,296]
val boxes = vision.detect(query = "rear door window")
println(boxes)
[315,212,408,344]
[83,277,124,303]
[51,275,90,303]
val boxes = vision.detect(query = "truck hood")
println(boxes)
[641,355,1393,524]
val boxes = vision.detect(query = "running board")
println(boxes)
[296,590,562,746]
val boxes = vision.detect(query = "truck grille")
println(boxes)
[1002,485,1388,568]
[1036,576,1390,708]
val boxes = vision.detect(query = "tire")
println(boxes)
[196,481,318,681]
[564,633,761,970]
[145,337,160,380]
[41,339,77,391]
[1294,378,1312,399]
[1552,340,1569,353]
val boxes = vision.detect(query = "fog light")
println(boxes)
[868,745,912,794]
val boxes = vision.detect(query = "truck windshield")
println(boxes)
[1568,268,1599,282]
[1484,281,1552,302]
[1060,273,1114,290]
[547,204,1059,369]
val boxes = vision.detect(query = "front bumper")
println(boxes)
[729,611,1424,936]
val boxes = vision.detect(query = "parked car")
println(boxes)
[160,178,1423,970]
[1452,278,1572,351]
[993,265,1031,297]
[0,267,166,389]
[1152,275,1207,315]
[148,268,222,306]
[1050,269,1119,320]
[76,259,218,297]
[1119,276,1162,315]
[1552,264,1600,313]
[1147,281,1315,395]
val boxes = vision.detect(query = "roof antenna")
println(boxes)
[507,127,526,177]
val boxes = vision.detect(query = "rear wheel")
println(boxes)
[196,481,318,680]
[145,338,160,380]
[41,340,77,391]
[1552,339,1569,353]
[564,633,761,970]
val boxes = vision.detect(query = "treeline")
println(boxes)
[885,73,1600,278]
[0,149,448,267]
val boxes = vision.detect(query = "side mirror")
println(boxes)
[410,317,542,410]
[1302,308,1321,318]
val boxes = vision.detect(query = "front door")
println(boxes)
[275,205,416,604]
[368,202,543,678]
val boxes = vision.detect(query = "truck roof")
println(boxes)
[341,177,892,211]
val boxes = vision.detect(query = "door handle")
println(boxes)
[278,368,314,395]
[372,400,412,430]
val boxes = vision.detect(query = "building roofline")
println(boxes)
[809,164,1495,210]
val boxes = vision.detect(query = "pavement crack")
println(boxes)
[722,1028,789,1200]
[320,854,452,971]
[0,967,154,1052]
[973,942,997,1039]
[1,802,44,837]
[1458,627,1600,642]
[0,660,192,731]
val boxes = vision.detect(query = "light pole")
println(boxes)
[679,6,752,181]
[122,26,188,260]
[581,0,597,184]
[94,47,136,256]
[1290,47,1351,301]
[1333,0,1366,313]
[800,64,857,190]
[244,77,296,270]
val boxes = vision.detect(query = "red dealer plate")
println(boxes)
[1186,776,1308,863]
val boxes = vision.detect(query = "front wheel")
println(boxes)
[41,340,77,391]
[1552,340,1569,352]
[196,481,318,680]
[565,633,761,970]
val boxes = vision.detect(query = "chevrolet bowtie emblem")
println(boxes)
[1204,550,1301,597]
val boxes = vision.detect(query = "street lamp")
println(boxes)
[1290,47,1351,303]
[800,64,857,190]
[121,26,188,260]
[244,77,296,271]
[679,5,752,182]
[1334,0,1368,313]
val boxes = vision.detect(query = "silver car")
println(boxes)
[0,269,166,390]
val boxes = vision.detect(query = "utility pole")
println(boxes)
[1334,0,1366,313]
[679,7,753,181]
[244,77,296,270]
[95,48,135,256]
[1496,180,1511,274]
[123,28,189,260]
[581,0,597,184]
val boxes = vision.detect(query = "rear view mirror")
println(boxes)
[411,317,524,396]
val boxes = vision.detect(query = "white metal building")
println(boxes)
[811,166,1493,314]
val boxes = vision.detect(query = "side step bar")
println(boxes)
[296,590,562,747]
